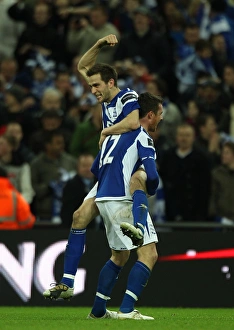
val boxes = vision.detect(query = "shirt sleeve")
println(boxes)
[137,137,159,196]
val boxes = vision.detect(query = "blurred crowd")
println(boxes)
[1,0,234,230]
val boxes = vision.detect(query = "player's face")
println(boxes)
[88,74,112,103]
[148,104,163,132]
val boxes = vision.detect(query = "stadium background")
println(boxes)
[1,0,234,310]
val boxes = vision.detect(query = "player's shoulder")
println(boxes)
[138,127,154,145]
[118,88,138,105]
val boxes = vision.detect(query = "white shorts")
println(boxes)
[96,200,158,251]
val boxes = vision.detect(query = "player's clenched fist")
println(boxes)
[97,34,118,48]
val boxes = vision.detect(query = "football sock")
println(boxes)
[91,260,122,317]
[132,190,148,234]
[119,261,151,313]
[61,228,86,288]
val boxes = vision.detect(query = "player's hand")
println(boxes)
[97,34,118,48]
[99,132,107,149]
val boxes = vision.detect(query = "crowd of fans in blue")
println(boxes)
[1,0,234,228]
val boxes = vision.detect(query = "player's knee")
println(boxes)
[137,244,158,270]
[145,250,158,267]
[111,250,130,267]
[152,249,158,264]
[72,209,82,228]
[72,198,98,228]
[72,207,88,228]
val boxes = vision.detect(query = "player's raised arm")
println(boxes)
[78,34,118,82]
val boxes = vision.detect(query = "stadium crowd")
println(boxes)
[1,0,234,229]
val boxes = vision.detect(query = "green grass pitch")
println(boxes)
[0,307,234,330]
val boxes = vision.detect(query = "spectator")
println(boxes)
[30,129,76,224]
[117,56,152,95]
[114,6,172,82]
[193,113,234,167]
[184,99,200,135]
[158,123,211,222]
[34,87,74,131]
[60,153,96,227]
[222,62,234,136]
[54,70,76,111]
[0,134,35,204]
[209,141,234,225]
[8,1,65,72]
[200,0,234,60]
[176,39,219,95]
[160,0,179,31]
[30,65,54,101]
[66,5,120,64]
[0,0,25,58]
[210,33,228,78]
[176,23,200,61]
[145,77,182,148]
[50,0,74,50]
[40,87,64,112]
[111,0,143,34]
[69,103,102,158]
[187,0,208,26]
[5,121,35,164]
[165,9,186,48]
[195,79,230,131]
[0,166,35,230]
[0,58,18,89]
[29,109,71,155]
[0,85,35,140]
[222,62,234,103]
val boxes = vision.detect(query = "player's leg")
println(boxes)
[43,197,99,300]
[117,243,158,320]
[88,249,130,319]
[121,169,148,246]
[88,200,132,319]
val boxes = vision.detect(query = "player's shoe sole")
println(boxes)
[120,222,144,246]
[43,283,74,300]
[87,310,118,319]
[117,310,154,320]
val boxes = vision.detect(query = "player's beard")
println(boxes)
[97,88,112,103]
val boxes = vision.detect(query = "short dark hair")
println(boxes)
[138,92,163,118]
[196,113,215,128]
[43,129,64,146]
[185,22,199,30]
[195,39,211,52]
[86,63,118,86]
[90,5,108,16]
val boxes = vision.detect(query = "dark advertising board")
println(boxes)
[0,229,233,307]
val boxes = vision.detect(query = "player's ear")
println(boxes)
[108,78,115,88]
